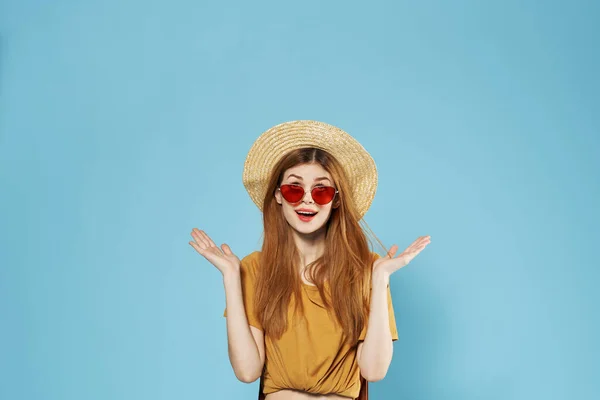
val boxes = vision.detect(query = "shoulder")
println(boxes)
[241,250,261,263]
[370,251,382,263]
[240,251,262,272]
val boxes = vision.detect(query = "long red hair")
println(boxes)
[254,147,384,344]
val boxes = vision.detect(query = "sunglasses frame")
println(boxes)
[277,184,339,205]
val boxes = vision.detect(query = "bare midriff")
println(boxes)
[265,390,352,400]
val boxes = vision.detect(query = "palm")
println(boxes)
[189,228,240,275]
[374,235,431,275]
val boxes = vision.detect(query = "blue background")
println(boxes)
[1,1,598,399]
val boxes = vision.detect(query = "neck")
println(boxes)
[292,227,326,267]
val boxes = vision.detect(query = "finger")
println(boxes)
[192,227,207,240]
[200,230,218,248]
[403,243,419,254]
[191,231,208,249]
[189,241,205,255]
[190,241,225,266]
[192,230,210,249]
[414,237,428,247]
[417,239,431,250]
[407,244,427,257]
[410,242,427,252]
[199,231,218,250]
[221,243,233,255]
[410,237,429,251]
[411,241,427,251]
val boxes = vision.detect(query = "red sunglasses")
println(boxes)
[277,184,339,205]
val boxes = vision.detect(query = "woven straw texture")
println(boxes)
[242,120,377,219]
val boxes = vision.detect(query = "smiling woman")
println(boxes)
[274,163,338,236]
[190,120,430,400]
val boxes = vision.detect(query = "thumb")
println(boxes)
[387,244,398,258]
[221,243,233,255]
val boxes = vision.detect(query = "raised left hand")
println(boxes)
[373,235,431,278]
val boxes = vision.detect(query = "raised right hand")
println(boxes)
[189,228,241,276]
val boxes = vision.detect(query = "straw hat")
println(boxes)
[242,120,378,219]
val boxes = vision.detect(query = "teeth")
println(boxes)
[297,211,316,215]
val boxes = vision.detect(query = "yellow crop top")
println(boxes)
[223,251,399,399]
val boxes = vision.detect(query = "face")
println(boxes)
[274,163,338,236]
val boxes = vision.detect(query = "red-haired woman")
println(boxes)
[190,121,431,400]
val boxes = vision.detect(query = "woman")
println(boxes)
[189,121,431,399]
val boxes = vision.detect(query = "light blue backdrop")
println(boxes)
[1,1,598,399]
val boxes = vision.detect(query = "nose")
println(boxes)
[302,187,314,204]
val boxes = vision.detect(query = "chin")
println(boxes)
[294,224,326,236]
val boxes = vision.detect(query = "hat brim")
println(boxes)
[243,120,377,219]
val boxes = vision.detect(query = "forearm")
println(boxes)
[223,272,263,382]
[358,272,393,381]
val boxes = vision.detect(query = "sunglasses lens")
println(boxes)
[312,186,336,205]
[280,184,305,203]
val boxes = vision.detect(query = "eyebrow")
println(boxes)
[286,174,331,182]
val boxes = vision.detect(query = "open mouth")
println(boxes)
[295,210,317,222]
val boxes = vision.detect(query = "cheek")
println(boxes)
[282,204,296,219]
[318,206,333,221]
